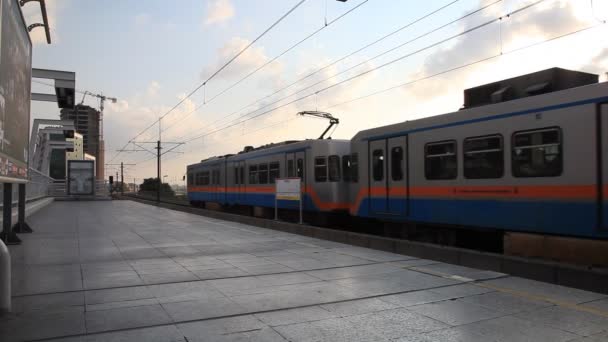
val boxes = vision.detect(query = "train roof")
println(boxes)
[352,69,607,142]
[187,138,349,168]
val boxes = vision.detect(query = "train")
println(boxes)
[188,68,608,240]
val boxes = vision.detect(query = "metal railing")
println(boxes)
[48,179,111,197]
[0,168,55,208]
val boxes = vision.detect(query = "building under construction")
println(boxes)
[59,104,104,180]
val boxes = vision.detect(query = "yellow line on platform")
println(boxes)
[476,282,608,318]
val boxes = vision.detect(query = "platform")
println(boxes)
[1,201,607,341]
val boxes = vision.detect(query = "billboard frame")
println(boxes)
[0,0,33,184]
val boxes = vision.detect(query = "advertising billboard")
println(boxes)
[0,0,32,183]
[67,160,95,195]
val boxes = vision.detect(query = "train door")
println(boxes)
[387,136,407,216]
[237,161,246,203]
[369,140,388,213]
[601,104,608,231]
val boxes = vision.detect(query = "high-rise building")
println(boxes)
[60,105,104,180]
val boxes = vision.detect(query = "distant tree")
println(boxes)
[139,178,174,196]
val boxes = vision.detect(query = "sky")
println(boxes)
[24,0,608,184]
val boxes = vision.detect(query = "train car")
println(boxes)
[187,139,351,213]
[349,68,608,239]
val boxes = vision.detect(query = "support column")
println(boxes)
[0,184,21,245]
[12,183,33,233]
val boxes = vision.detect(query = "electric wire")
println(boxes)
[159,0,373,135]
[180,0,535,143]
[109,0,309,164]
[161,0,464,139]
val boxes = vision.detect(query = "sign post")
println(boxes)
[275,177,303,224]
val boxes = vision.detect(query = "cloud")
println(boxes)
[134,13,151,26]
[402,0,602,105]
[204,0,235,26]
[200,37,284,83]
[146,81,161,97]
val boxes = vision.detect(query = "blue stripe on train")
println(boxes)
[357,197,606,238]
[188,191,320,211]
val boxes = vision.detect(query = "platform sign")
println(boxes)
[276,178,301,201]
[67,160,95,195]
[0,0,32,183]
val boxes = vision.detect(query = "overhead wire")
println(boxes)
[324,23,605,110]
[109,0,309,164]
[160,0,373,136]
[161,0,463,140]
[179,0,527,143]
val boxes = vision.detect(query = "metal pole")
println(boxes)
[1,183,20,244]
[120,162,124,195]
[156,140,161,202]
[1,184,11,241]
[12,183,32,233]
[0,238,10,314]
[299,186,303,225]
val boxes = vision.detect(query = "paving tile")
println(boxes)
[0,310,86,341]
[409,298,505,326]
[582,298,608,311]
[460,290,554,314]
[392,327,492,342]
[177,315,266,338]
[457,315,580,342]
[411,262,506,281]
[78,325,186,342]
[11,291,85,314]
[191,327,287,342]
[140,271,199,284]
[86,297,159,311]
[304,263,402,280]
[428,283,494,298]
[85,285,153,304]
[320,298,399,316]
[85,304,172,333]
[255,306,337,326]
[162,297,247,321]
[482,277,607,304]
[379,290,457,307]
[273,317,386,342]
[345,308,449,339]
[515,305,608,336]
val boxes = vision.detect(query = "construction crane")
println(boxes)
[79,90,117,181]
[80,91,117,140]
[297,111,340,139]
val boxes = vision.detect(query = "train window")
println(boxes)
[391,147,404,181]
[188,173,194,186]
[195,172,202,186]
[372,149,384,181]
[269,162,280,183]
[342,155,351,182]
[202,171,210,185]
[351,153,359,183]
[512,128,562,177]
[234,167,239,185]
[258,164,269,184]
[249,165,258,184]
[287,160,295,177]
[328,155,341,182]
[464,135,503,179]
[315,157,327,182]
[425,141,457,180]
[212,169,219,185]
[240,167,244,185]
